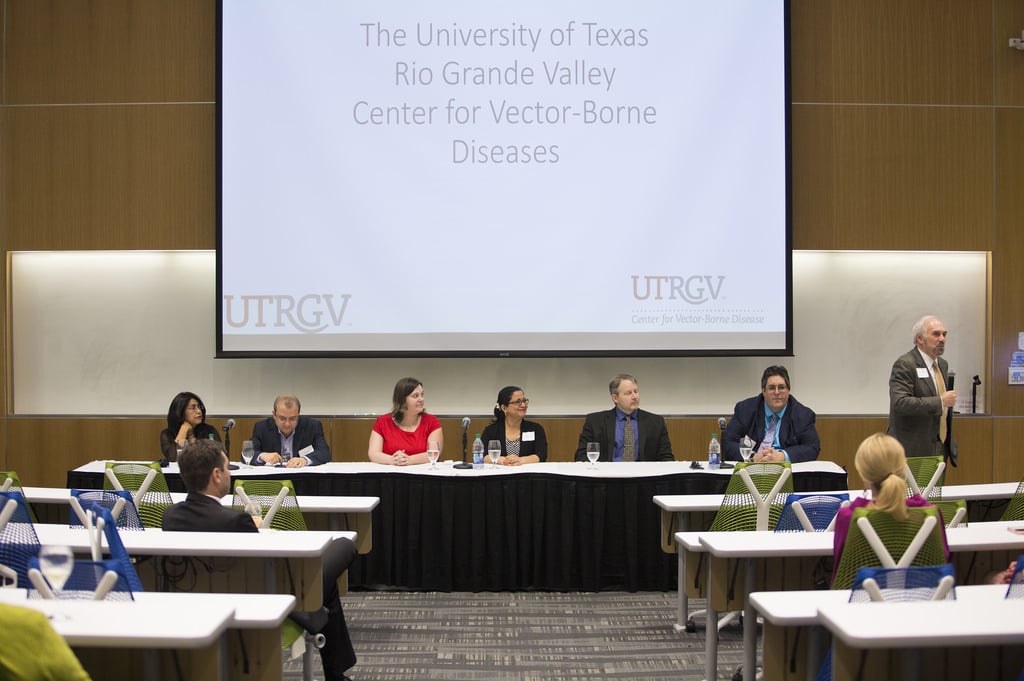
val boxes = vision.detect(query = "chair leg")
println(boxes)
[302,631,326,681]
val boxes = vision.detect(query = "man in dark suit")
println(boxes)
[163,439,356,681]
[574,374,674,462]
[251,394,331,467]
[722,365,821,463]
[888,315,958,463]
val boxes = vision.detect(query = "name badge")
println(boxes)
[916,367,930,379]
[522,431,536,442]
[299,445,314,456]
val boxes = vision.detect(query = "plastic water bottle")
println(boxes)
[472,434,485,470]
[708,434,721,470]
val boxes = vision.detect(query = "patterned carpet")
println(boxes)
[284,591,746,681]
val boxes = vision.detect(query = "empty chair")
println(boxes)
[28,557,137,601]
[1000,474,1024,522]
[832,505,948,590]
[928,498,968,528]
[0,491,41,588]
[849,563,956,602]
[103,461,173,529]
[69,489,145,531]
[231,479,307,532]
[774,492,850,533]
[904,455,945,499]
[0,471,38,522]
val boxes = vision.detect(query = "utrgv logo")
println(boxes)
[224,294,352,334]
[631,275,724,304]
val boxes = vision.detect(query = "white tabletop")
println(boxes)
[0,588,295,629]
[0,595,233,648]
[72,459,847,480]
[22,486,379,514]
[818,598,1024,648]
[34,524,356,558]
[750,583,1008,627]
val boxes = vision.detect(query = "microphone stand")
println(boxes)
[453,420,473,469]
[971,375,981,414]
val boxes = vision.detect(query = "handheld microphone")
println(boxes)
[222,418,236,432]
[454,417,473,469]
[947,371,955,391]
[717,417,727,432]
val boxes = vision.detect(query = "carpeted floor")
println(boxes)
[284,591,746,680]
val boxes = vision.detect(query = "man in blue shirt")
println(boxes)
[722,365,821,463]
[574,374,674,462]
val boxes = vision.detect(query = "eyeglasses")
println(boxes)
[764,385,789,393]
[186,404,203,411]
[508,398,530,406]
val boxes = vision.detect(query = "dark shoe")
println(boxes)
[288,606,329,634]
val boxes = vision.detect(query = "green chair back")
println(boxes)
[831,505,947,590]
[929,499,967,528]
[1000,476,1024,521]
[231,479,307,532]
[905,455,945,499]
[710,462,794,532]
[102,462,172,529]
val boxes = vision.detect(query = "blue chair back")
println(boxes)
[1005,555,1024,599]
[773,492,849,532]
[850,564,956,602]
[0,491,40,588]
[28,556,137,600]
[70,489,146,531]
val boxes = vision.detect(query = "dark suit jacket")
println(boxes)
[722,394,821,463]
[574,408,674,462]
[250,415,331,465]
[161,492,258,532]
[887,348,958,462]
[480,419,548,461]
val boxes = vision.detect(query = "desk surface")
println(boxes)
[22,485,379,514]
[34,524,356,558]
[750,583,1007,627]
[819,598,1024,648]
[0,595,233,648]
[72,458,847,480]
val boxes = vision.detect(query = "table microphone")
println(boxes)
[222,418,238,469]
[454,417,473,469]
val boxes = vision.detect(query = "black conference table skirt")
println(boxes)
[68,466,847,592]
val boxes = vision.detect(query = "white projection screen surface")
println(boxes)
[218,0,791,357]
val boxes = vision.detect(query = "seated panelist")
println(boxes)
[573,374,673,462]
[722,365,820,463]
[159,391,220,463]
[480,386,547,465]
[368,377,443,466]
[251,394,330,468]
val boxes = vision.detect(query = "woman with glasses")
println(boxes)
[159,391,220,462]
[480,386,547,466]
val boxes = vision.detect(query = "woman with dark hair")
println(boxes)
[480,386,547,466]
[159,391,220,462]
[368,377,443,466]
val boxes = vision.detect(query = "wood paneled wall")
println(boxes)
[2,0,1023,484]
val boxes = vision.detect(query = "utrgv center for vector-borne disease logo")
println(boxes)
[630,274,725,303]
[224,294,352,334]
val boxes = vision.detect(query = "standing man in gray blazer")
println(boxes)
[888,315,958,464]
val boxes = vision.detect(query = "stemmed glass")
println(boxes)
[740,435,755,463]
[586,442,600,469]
[39,545,75,598]
[241,440,255,466]
[487,440,501,469]
[427,441,440,469]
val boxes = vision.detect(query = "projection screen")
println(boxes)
[218,0,791,357]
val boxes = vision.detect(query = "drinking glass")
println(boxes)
[241,440,255,466]
[487,440,501,468]
[586,442,600,469]
[39,545,75,597]
[740,436,755,462]
[427,441,440,469]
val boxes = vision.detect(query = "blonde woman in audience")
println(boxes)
[831,432,950,583]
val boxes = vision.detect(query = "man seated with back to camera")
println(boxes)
[162,439,357,681]
[722,365,821,463]
[250,394,331,467]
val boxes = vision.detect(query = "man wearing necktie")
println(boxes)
[888,315,959,463]
[722,365,821,463]
[574,374,674,462]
